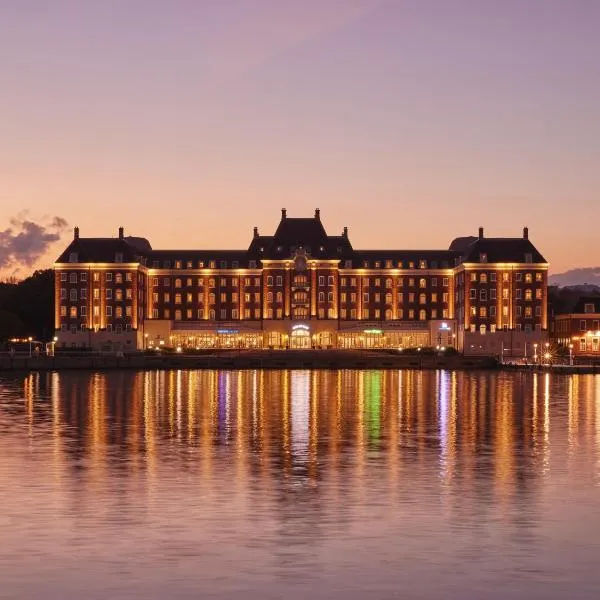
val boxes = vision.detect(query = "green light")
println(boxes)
[363,329,383,334]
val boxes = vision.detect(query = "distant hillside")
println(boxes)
[549,267,600,287]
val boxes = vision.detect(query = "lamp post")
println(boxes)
[569,343,573,366]
[533,343,538,365]
[28,336,33,357]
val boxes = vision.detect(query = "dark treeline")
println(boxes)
[0,269,54,342]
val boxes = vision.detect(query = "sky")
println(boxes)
[1,0,599,275]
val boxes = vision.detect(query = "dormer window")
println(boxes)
[69,252,78,263]
[419,260,427,269]
[584,303,595,314]
[199,261,204,268]
[175,260,182,269]
[164,260,170,268]
[363,261,369,268]
[525,253,533,263]
[232,261,239,268]
[345,260,352,268]
[115,253,124,263]
[152,260,159,267]
[479,253,487,263]
[220,260,227,268]
[209,260,216,268]
[249,260,257,268]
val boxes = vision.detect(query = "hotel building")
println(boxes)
[54,209,549,355]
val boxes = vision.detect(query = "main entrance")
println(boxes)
[291,325,311,349]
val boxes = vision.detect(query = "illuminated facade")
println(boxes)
[551,297,600,357]
[53,210,548,354]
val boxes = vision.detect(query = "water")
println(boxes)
[1,370,600,599]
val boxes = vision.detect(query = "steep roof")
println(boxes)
[459,237,547,264]
[572,296,600,314]
[55,237,144,264]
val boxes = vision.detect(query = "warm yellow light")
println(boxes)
[544,352,550,360]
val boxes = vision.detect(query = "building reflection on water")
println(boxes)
[10,370,600,493]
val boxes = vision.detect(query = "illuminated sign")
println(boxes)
[439,322,451,330]
[292,324,310,331]
[217,329,239,334]
[364,329,383,334]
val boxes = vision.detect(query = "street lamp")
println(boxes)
[569,343,573,366]
[28,336,33,357]
[533,343,538,364]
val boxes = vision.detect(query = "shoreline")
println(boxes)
[0,349,497,372]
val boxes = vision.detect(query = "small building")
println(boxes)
[551,297,600,357]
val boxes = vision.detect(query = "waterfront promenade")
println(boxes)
[0,349,497,372]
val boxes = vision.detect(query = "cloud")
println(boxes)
[0,213,69,270]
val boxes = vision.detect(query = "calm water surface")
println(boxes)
[1,369,600,599]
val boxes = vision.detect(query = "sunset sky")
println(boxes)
[1,0,599,275]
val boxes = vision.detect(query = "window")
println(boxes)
[502,289,509,299]
[319,276,325,286]
[69,273,77,284]
[536,272,543,282]
[535,289,542,300]
[175,293,182,304]
[470,273,477,282]
[115,289,123,301]
[276,292,283,303]
[267,292,273,302]
[80,288,87,299]
[419,278,426,288]
[327,292,333,302]
[502,272,509,282]
[524,289,532,301]
[419,309,426,320]
[115,273,123,284]
[479,307,487,317]
[490,306,496,317]
[385,293,392,304]
[490,289,496,300]
[480,273,488,283]
[220,261,227,269]
[363,292,369,302]
[69,252,78,263]
[106,306,113,317]
[220,293,226,303]
[220,308,227,319]
[525,253,533,263]
[60,288,67,299]
[106,289,112,299]
[480,289,487,301]
[584,303,595,314]
[249,260,257,268]
[490,273,496,282]
[480,324,487,334]
[419,294,426,305]
[175,278,182,288]
[276,275,283,286]
[232,309,238,319]
[525,273,533,283]
[69,306,77,318]
[267,276,273,286]
[524,307,532,318]
[115,253,123,263]
[515,273,522,281]
[115,306,123,318]
[164,292,171,303]
[470,288,476,300]
[385,278,392,289]
[580,320,587,331]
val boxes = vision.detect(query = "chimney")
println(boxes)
[74,226,79,240]
[478,226,484,240]
[315,208,320,220]
[281,208,287,219]
[118,226,124,240]
[342,226,348,238]
[523,226,529,240]
[253,226,259,239]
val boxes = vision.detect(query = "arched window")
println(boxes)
[115,273,123,284]
[385,309,392,320]
[385,278,392,289]
[419,278,427,288]
[385,293,392,304]
[480,324,487,335]
[209,309,215,320]
[480,273,487,283]
[419,293,426,305]
[276,291,283,302]
[419,309,427,320]
[209,293,215,304]
[209,278,215,287]
[267,292,273,302]
[175,278,182,288]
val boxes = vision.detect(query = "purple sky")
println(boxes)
[1,0,599,273]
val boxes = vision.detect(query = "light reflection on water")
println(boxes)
[1,369,600,599]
